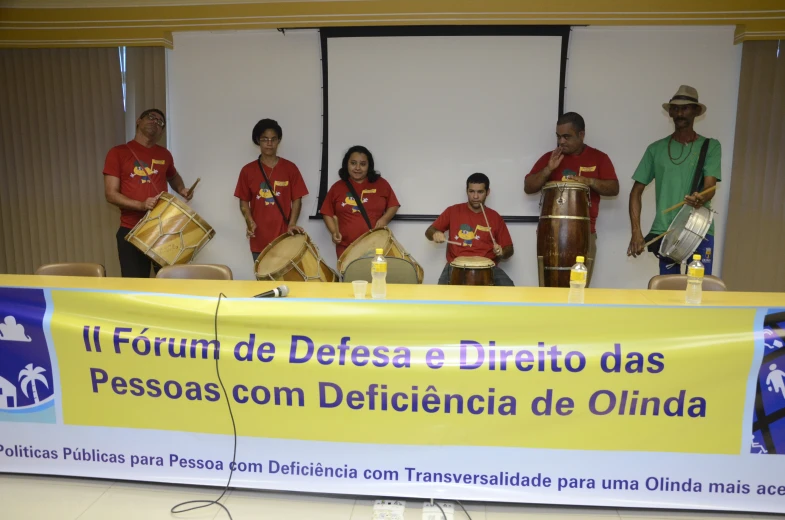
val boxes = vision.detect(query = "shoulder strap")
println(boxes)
[342,178,373,230]
[690,138,711,195]
[257,156,290,223]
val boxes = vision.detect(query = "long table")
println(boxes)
[1,274,784,513]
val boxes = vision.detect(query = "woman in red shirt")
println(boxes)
[320,146,401,258]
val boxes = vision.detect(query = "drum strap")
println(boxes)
[257,156,290,224]
[690,138,712,195]
[342,179,373,230]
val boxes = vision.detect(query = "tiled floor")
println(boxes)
[0,474,779,520]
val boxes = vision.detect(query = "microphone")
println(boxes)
[253,285,289,298]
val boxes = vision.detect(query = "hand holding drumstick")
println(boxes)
[480,203,503,257]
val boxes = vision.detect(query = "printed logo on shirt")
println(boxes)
[342,189,374,213]
[704,248,713,264]
[273,180,289,193]
[562,168,577,177]
[130,159,165,184]
[454,224,491,247]
[579,166,597,175]
[257,181,280,205]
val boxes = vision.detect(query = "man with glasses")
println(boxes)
[103,108,193,277]
[524,112,619,287]
[234,118,308,264]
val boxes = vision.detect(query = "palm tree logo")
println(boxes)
[18,364,48,404]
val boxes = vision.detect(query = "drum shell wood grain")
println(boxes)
[449,266,493,286]
[536,182,590,287]
[254,233,338,282]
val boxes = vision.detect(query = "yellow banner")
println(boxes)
[48,290,757,455]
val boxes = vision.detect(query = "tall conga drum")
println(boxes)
[537,181,590,287]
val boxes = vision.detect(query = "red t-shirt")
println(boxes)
[102,140,178,229]
[431,203,513,265]
[320,177,400,257]
[234,157,309,253]
[526,145,617,233]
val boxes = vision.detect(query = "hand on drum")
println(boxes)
[246,221,257,238]
[432,231,446,243]
[331,231,342,245]
[141,194,161,211]
[493,244,504,257]
[627,231,646,257]
[683,191,705,209]
[287,225,305,235]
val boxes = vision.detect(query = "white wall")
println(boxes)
[167,26,741,287]
[564,26,741,288]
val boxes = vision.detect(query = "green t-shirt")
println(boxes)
[632,135,721,236]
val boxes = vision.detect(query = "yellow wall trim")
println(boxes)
[1,1,783,48]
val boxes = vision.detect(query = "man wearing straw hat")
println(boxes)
[627,85,721,275]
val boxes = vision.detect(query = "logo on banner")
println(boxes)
[751,309,785,455]
[0,288,55,423]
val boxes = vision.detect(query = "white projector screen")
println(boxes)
[325,34,564,218]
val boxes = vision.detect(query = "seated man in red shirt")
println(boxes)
[524,112,619,287]
[426,173,515,286]
[103,108,192,278]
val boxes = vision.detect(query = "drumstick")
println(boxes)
[643,230,672,248]
[186,177,201,199]
[445,240,462,246]
[662,186,717,215]
[479,203,498,248]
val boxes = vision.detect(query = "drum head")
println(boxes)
[256,234,307,276]
[340,229,391,267]
[660,205,712,263]
[450,256,495,268]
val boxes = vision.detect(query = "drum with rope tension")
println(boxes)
[255,232,338,282]
[124,192,215,266]
[337,228,424,283]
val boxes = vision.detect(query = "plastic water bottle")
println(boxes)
[371,248,387,299]
[568,256,587,304]
[686,254,704,304]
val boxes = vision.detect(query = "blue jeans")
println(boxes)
[437,263,514,286]
[656,234,715,275]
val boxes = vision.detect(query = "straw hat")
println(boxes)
[662,85,706,116]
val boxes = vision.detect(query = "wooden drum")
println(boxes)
[449,256,495,286]
[125,193,215,266]
[537,181,590,287]
[338,228,424,284]
[255,232,338,282]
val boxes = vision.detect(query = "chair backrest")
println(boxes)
[35,262,106,277]
[342,256,419,284]
[156,264,233,281]
[648,274,727,291]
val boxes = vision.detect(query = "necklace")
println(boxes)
[668,135,694,165]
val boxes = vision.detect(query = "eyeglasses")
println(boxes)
[259,137,279,144]
[145,114,165,127]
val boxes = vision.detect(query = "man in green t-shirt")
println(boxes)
[627,85,721,275]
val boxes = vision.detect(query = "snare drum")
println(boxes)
[337,228,424,283]
[659,205,713,264]
[449,256,495,286]
[255,232,338,282]
[125,192,215,266]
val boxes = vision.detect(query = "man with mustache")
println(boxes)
[627,85,721,275]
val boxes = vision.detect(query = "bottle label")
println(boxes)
[373,263,387,273]
[688,266,704,278]
[570,270,586,283]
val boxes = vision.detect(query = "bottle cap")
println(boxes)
[693,254,701,260]
[576,256,585,263]
[376,248,384,255]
